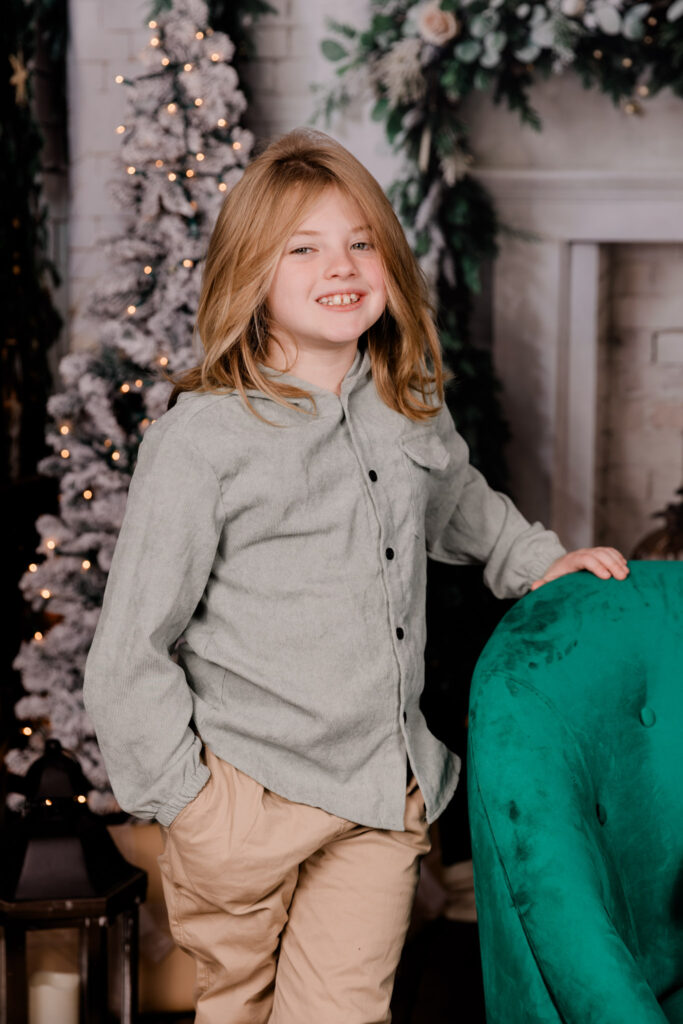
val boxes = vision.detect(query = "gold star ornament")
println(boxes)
[9,51,29,106]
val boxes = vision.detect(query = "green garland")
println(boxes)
[319,0,683,485]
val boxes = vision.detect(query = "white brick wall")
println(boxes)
[596,244,683,554]
[65,0,400,358]
[67,0,150,354]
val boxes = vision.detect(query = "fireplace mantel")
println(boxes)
[468,163,683,550]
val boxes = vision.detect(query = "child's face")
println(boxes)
[266,187,387,357]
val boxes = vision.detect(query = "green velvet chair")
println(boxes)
[467,561,683,1023]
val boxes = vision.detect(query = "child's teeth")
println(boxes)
[319,293,360,305]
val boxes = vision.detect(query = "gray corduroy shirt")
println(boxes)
[83,344,566,830]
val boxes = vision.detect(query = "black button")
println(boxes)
[396,627,404,639]
[403,711,407,723]
[385,547,394,560]
[368,469,378,482]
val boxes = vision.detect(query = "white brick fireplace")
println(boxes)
[466,75,683,556]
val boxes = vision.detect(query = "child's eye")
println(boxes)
[290,246,313,255]
[352,241,372,250]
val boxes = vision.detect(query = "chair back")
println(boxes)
[467,562,683,1023]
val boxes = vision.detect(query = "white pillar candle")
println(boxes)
[29,971,79,1024]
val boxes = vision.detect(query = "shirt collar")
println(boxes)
[251,343,372,407]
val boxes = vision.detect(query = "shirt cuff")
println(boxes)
[155,761,211,828]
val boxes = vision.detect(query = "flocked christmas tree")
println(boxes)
[8,0,254,813]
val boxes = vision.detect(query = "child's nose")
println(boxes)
[324,249,357,277]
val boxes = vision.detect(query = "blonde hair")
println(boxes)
[165,127,446,422]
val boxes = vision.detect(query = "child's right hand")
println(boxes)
[530,547,629,592]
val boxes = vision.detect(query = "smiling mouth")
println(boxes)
[316,292,363,308]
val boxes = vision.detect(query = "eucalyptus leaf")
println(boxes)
[371,98,389,122]
[622,3,649,39]
[321,39,348,61]
[667,0,683,20]
[530,18,555,46]
[473,68,492,90]
[513,43,541,61]
[594,3,622,34]
[455,39,483,62]
[470,10,500,38]
[530,5,547,26]
[485,30,508,52]
[480,48,502,67]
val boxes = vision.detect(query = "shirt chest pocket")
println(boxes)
[398,431,450,538]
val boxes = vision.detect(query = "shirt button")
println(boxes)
[368,469,378,482]
[403,711,407,723]
[385,547,394,560]
[396,627,404,640]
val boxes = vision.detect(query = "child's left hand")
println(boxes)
[530,547,629,592]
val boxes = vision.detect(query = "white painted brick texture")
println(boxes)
[596,243,683,554]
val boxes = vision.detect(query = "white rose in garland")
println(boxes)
[417,1,461,45]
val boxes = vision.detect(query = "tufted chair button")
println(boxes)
[639,706,656,727]
[596,803,608,826]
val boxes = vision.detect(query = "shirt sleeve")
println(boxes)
[82,421,224,826]
[426,403,567,599]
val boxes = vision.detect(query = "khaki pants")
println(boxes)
[158,746,431,1024]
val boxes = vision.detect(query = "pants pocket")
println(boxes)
[162,747,264,902]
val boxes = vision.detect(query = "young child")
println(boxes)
[83,127,629,1024]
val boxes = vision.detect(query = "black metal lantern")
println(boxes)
[0,739,147,1023]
